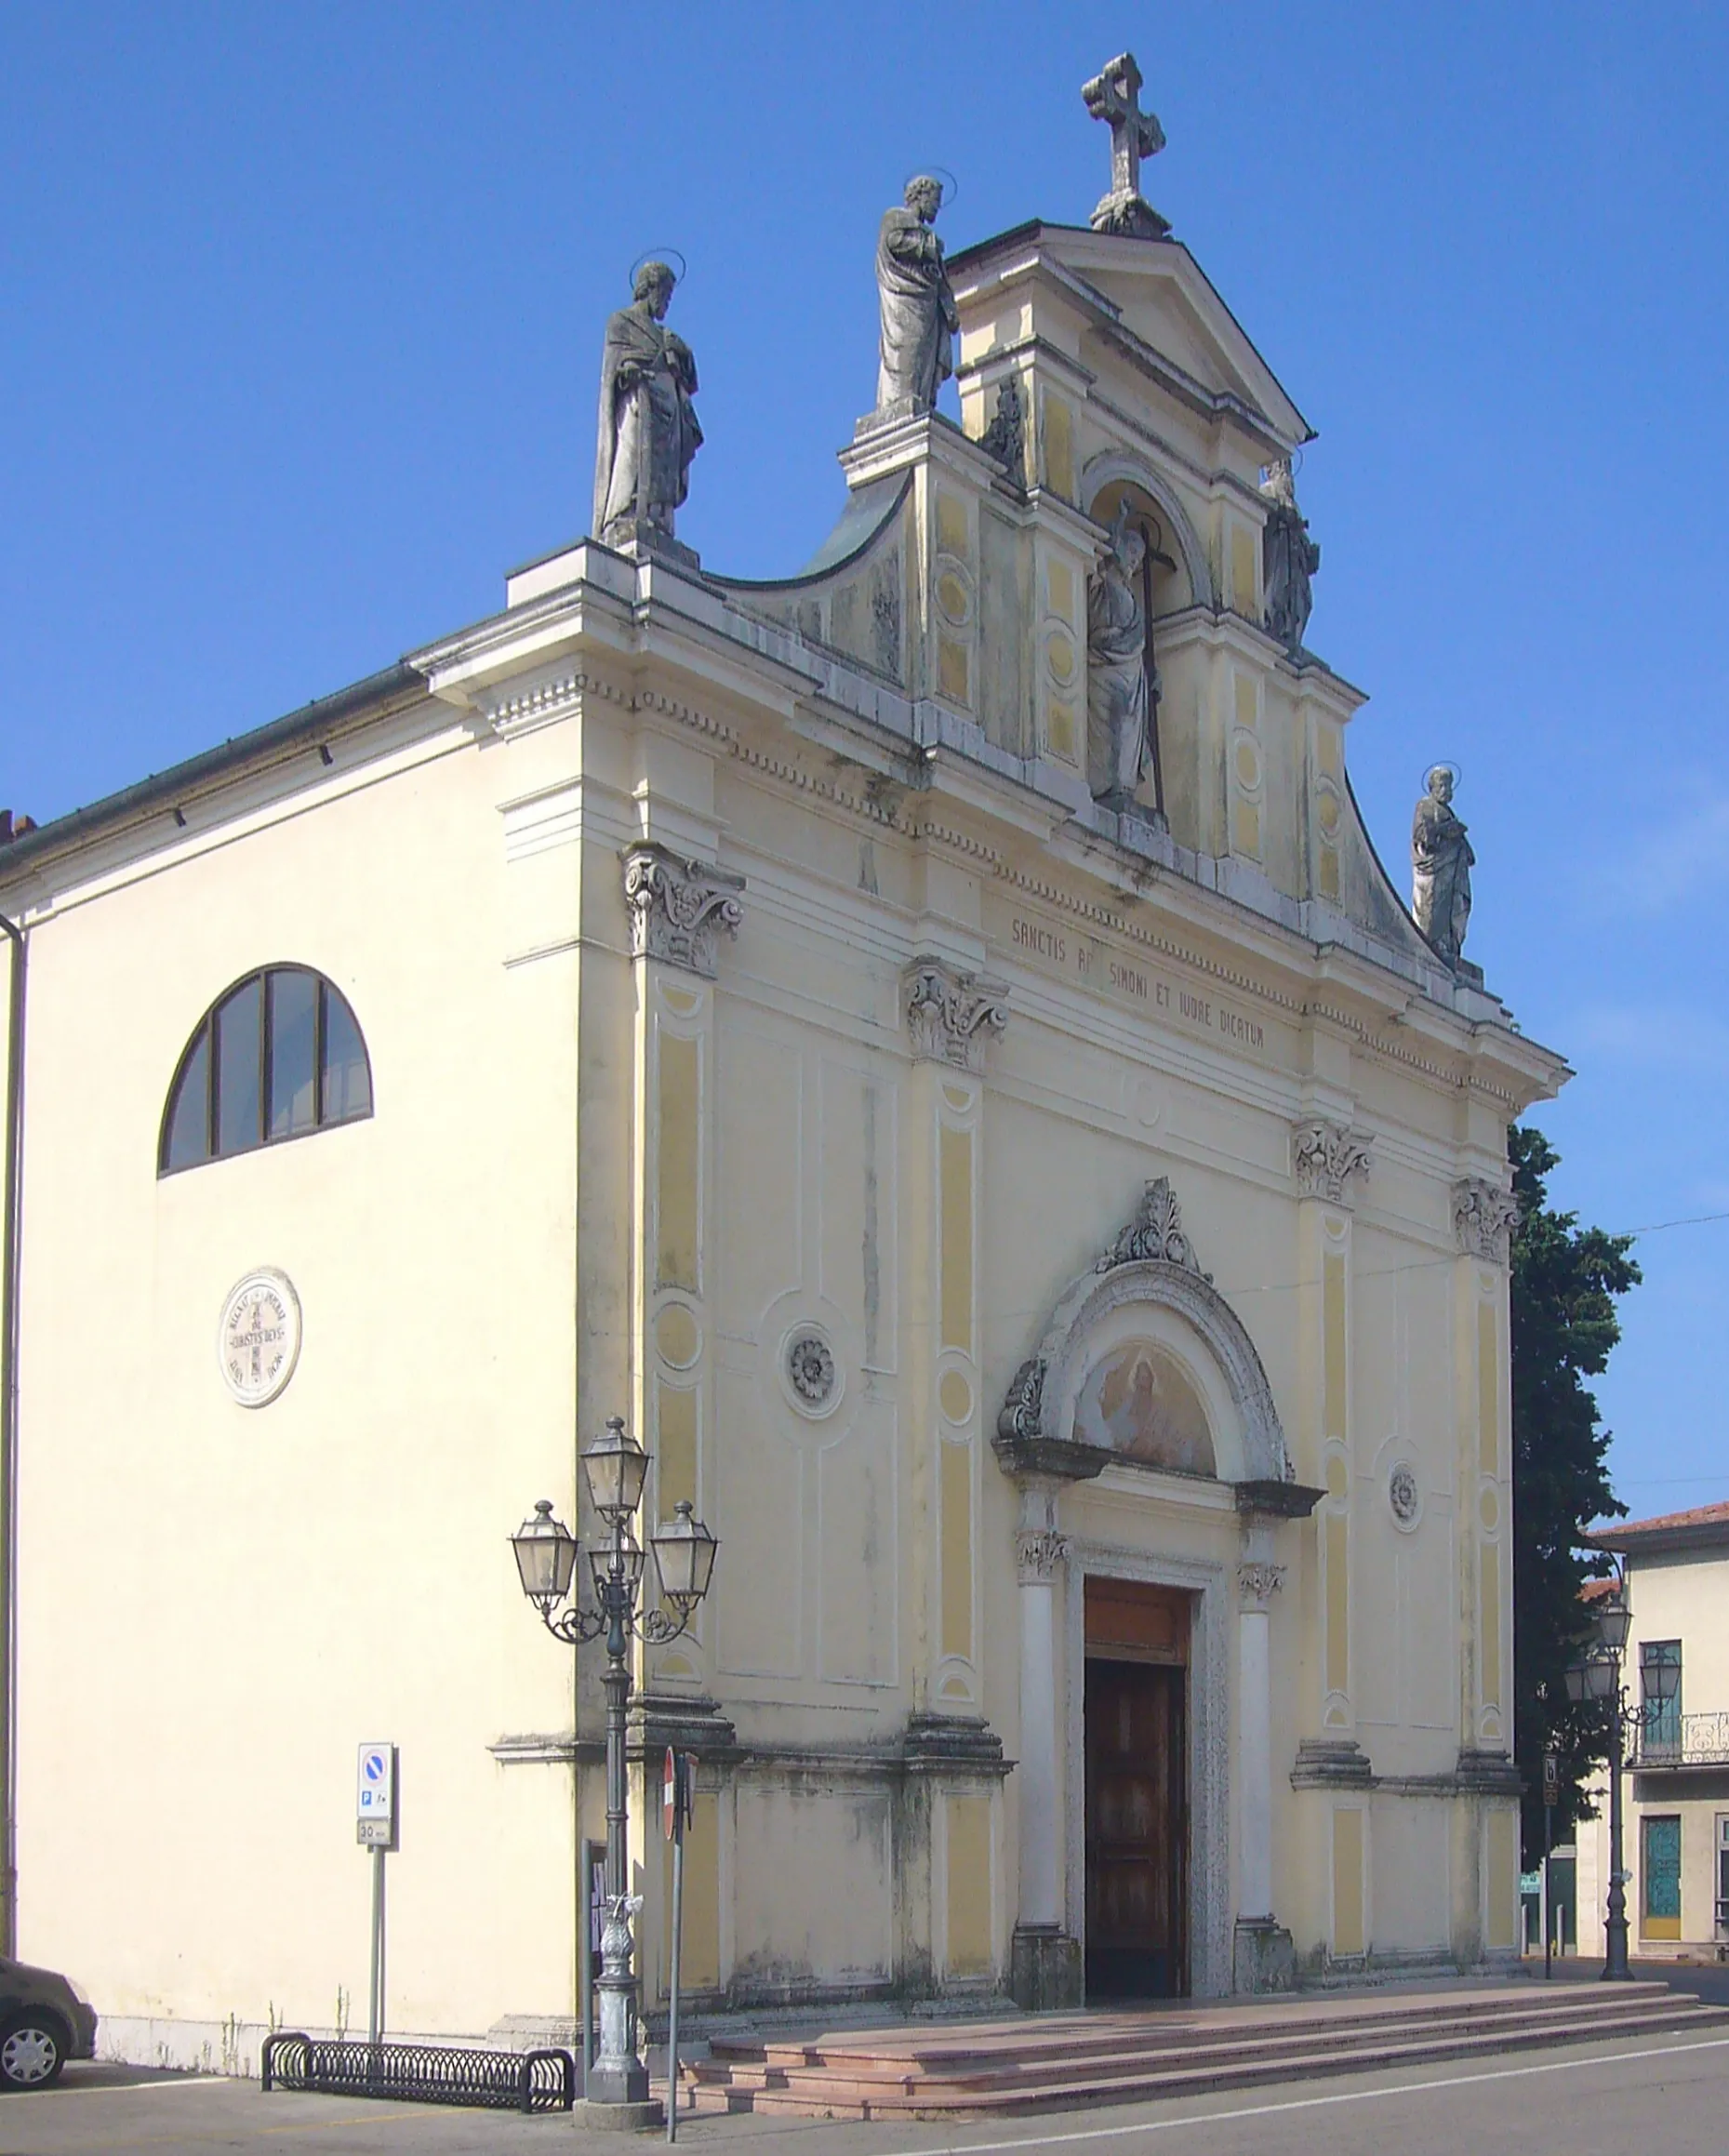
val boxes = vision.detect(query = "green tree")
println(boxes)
[1510,1123,1640,1865]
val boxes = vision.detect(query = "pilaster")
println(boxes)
[899,954,1008,1991]
[1289,1093,1373,1963]
[620,844,744,2006]
[1449,1172,1521,1963]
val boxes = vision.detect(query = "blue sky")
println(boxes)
[3,4,1724,1519]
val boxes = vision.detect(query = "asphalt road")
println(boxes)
[3,2020,1727,2156]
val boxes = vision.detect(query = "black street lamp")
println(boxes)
[512,1417,718,2111]
[1564,1584,1676,1983]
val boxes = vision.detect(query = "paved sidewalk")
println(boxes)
[3,2018,1727,2154]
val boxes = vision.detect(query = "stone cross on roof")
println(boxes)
[1083,50,1171,241]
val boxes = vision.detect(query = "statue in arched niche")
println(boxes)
[1086,499,1161,810]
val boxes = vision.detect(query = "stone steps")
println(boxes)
[680,1982,1729,2119]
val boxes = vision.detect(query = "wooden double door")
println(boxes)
[1084,1652,1189,1999]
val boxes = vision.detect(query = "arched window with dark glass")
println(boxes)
[159,966,373,1175]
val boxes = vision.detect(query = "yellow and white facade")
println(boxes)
[0,215,1566,2063]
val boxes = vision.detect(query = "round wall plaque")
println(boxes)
[786,1328,837,1411]
[218,1268,302,1408]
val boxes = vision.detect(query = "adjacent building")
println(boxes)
[1577,1505,1729,1961]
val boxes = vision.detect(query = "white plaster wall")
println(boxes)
[12,711,583,2039]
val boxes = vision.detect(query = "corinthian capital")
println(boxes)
[620,844,745,979]
[1292,1120,1374,1207]
[903,957,1009,1073]
[1016,1528,1069,1584]
[1237,1562,1285,1610]
[1453,1177,1521,1266]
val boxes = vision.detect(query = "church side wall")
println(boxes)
[11,713,587,2052]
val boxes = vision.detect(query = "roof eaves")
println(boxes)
[0,659,425,892]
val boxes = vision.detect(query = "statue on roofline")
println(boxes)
[593,260,703,550]
[1260,457,1320,653]
[1411,765,1474,962]
[874,176,959,414]
[1086,500,1160,811]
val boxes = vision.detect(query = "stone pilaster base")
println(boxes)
[1009,1923,1083,2011]
[1232,1918,1296,1994]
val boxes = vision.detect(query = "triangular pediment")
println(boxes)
[950,220,1310,453]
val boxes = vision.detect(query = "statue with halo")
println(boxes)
[1411,764,1474,962]
[593,258,703,552]
[874,175,959,414]
[1260,457,1320,653]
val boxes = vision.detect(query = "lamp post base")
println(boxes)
[574,2098,664,2132]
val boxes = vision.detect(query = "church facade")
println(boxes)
[0,69,1563,2060]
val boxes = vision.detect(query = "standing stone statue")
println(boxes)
[874,177,958,414]
[1086,501,1159,809]
[1260,458,1320,652]
[1411,765,1474,961]
[593,260,702,550]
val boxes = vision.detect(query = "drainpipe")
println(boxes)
[0,910,24,1958]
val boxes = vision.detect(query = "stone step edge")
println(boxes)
[685,2001,1729,2118]
[699,1980,1668,2068]
[692,1987,1709,2083]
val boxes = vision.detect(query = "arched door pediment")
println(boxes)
[995,1177,1292,1488]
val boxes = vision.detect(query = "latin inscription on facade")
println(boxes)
[1006,911,1270,1056]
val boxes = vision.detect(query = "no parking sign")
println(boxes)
[356,1741,397,1848]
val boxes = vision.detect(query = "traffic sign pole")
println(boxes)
[369,1844,387,2043]
[664,1750,689,2144]
[1542,1750,1559,1979]
[356,1744,397,2044]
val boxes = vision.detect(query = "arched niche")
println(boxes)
[996,1178,1291,1489]
[1081,453,1212,617]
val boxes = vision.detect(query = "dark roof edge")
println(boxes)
[712,473,912,593]
[1588,1520,1729,1557]
[0,659,425,892]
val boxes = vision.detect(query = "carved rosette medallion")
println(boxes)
[1292,1120,1374,1208]
[1016,1528,1069,1584]
[1097,1177,1209,1280]
[903,957,1009,1073]
[1237,1561,1285,1610]
[1453,1178,1521,1267]
[785,1329,837,1411]
[620,843,745,979]
[1389,1462,1420,1528]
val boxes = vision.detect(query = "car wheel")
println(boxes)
[0,2014,66,2089]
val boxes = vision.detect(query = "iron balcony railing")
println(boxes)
[260,2033,576,2113]
[1629,1709,1729,1770]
